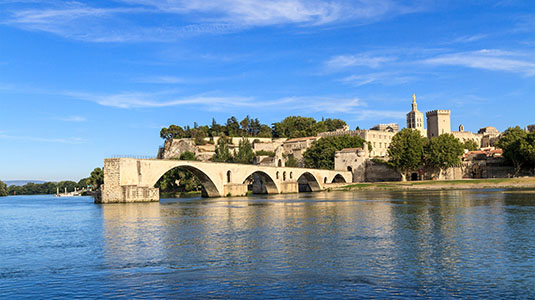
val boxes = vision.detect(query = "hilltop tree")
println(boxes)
[425,134,464,179]
[212,137,232,162]
[160,125,185,140]
[233,139,255,164]
[303,135,365,169]
[388,129,427,181]
[272,116,347,138]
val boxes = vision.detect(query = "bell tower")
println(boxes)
[406,94,426,136]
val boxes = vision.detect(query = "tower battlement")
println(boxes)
[426,110,451,116]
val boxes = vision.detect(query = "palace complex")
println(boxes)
[158,94,532,181]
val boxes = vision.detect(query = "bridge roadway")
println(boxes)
[99,158,352,203]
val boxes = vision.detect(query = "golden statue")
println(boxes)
[412,93,416,102]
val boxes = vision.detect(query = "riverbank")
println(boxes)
[334,177,535,191]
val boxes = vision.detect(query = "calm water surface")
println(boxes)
[1,190,535,298]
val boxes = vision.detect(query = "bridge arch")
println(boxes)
[241,170,280,194]
[296,171,322,192]
[332,174,347,183]
[152,163,222,197]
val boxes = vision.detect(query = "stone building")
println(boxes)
[354,129,396,157]
[370,123,399,132]
[406,94,426,137]
[451,124,483,146]
[426,109,451,138]
[478,127,501,147]
[282,136,321,166]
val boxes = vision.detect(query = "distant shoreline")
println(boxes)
[334,177,535,192]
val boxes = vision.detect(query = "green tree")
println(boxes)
[425,134,464,179]
[303,135,365,169]
[212,137,233,162]
[272,116,318,138]
[497,126,528,175]
[179,151,198,161]
[463,139,479,151]
[234,139,255,164]
[387,129,427,181]
[0,180,8,197]
[520,132,535,174]
[286,155,299,167]
[160,125,185,140]
[88,167,104,190]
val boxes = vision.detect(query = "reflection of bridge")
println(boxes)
[99,158,351,203]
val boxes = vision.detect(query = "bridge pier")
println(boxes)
[223,184,248,197]
[280,182,298,194]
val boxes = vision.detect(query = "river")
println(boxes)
[1,190,534,298]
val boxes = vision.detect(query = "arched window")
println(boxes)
[324,177,327,184]
[278,159,282,167]
[276,171,279,179]
[283,172,286,181]
[227,170,231,183]
[289,172,293,179]
[347,166,352,172]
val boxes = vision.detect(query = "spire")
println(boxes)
[411,93,417,111]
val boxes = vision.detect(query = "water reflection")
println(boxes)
[96,190,535,298]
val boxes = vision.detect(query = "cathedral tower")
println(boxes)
[406,94,426,136]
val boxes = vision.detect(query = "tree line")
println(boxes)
[0,167,104,196]
[160,115,348,143]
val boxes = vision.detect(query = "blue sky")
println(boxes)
[0,0,534,181]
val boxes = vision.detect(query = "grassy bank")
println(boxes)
[337,177,535,191]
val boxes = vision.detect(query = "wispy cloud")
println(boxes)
[1,0,427,42]
[133,76,185,84]
[326,54,395,69]
[0,134,85,144]
[61,89,368,115]
[450,34,488,43]
[422,49,535,76]
[352,109,406,121]
[56,115,87,122]
[340,71,415,86]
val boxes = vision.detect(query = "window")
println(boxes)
[227,170,231,183]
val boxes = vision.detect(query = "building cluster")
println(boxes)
[157,94,533,181]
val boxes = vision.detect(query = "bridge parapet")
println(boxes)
[98,158,351,203]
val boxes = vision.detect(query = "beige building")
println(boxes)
[451,124,483,146]
[370,123,399,132]
[426,109,451,138]
[406,94,426,137]
[282,136,321,166]
[355,129,396,157]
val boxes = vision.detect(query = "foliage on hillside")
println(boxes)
[272,116,346,138]
[303,135,365,169]
[160,115,347,141]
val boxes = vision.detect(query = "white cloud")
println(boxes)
[340,72,415,86]
[352,109,406,121]
[134,76,185,84]
[1,0,426,42]
[56,115,87,122]
[326,54,395,69]
[0,134,85,144]
[422,49,535,76]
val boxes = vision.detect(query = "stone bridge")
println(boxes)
[99,158,352,203]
